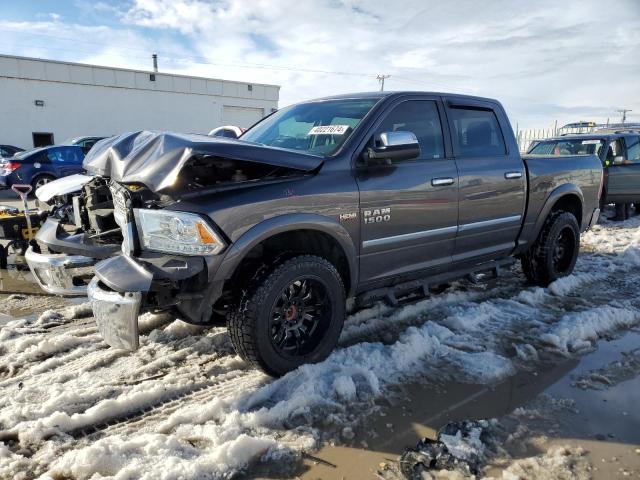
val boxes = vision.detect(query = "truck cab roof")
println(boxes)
[312,91,502,104]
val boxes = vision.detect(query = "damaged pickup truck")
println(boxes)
[27,92,603,376]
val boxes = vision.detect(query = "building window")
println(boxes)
[32,132,54,148]
[247,84,253,91]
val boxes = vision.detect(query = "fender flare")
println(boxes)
[530,183,584,240]
[214,213,359,295]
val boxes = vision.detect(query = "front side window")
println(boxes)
[625,136,640,163]
[241,98,379,156]
[605,139,624,164]
[449,107,506,157]
[374,100,444,160]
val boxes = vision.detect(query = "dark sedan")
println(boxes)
[0,145,85,191]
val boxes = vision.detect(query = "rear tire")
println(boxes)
[521,211,580,287]
[227,255,345,377]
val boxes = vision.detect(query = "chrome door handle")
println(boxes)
[431,177,455,186]
[505,171,523,179]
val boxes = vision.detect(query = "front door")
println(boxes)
[444,99,526,263]
[356,98,459,284]
[606,135,640,203]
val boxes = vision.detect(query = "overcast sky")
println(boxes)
[1,0,639,129]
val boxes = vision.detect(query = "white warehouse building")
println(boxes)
[0,54,280,149]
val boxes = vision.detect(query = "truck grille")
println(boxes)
[110,184,129,228]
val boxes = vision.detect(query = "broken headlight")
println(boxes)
[135,209,225,256]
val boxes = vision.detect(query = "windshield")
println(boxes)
[529,138,605,156]
[241,98,379,156]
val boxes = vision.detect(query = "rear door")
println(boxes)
[606,135,640,203]
[444,99,526,263]
[356,97,459,284]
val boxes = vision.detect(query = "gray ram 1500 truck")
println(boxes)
[27,92,603,376]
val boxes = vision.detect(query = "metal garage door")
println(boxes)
[222,106,264,128]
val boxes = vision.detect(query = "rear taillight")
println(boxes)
[598,169,605,200]
[2,161,22,172]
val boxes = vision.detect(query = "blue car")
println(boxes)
[0,145,86,191]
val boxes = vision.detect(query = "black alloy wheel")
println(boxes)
[269,277,331,357]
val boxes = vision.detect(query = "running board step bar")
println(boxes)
[354,257,515,309]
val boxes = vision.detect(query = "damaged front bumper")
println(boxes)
[26,247,96,295]
[88,251,218,351]
[88,277,142,350]
[26,217,121,295]
[88,255,152,351]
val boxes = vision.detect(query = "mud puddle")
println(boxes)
[0,264,82,321]
[259,331,640,479]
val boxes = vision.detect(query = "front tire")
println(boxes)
[521,211,580,287]
[227,255,345,376]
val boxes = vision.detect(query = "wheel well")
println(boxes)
[551,194,582,227]
[31,173,56,184]
[224,229,351,299]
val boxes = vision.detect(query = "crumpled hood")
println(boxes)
[83,131,324,192]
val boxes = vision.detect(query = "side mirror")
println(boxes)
[362,131,420,165]
[613,155,624,165]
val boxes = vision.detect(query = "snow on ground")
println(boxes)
[496,445,590,480]
[1,215,640,479]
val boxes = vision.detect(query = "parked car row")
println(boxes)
[0,136,109,191]
[26,91,603,377]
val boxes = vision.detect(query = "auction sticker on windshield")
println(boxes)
[308,125,350,135]
[582,140,601,144]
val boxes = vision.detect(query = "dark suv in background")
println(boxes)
[528,130,640,207]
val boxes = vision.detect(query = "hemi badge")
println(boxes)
[340,212,357,222]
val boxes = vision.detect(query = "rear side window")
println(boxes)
[448,107,506,157]
[626,136,640,163]
[374,100,445,160]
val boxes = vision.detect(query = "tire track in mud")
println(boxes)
[0,337,104,383]
[68,369,266,439]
